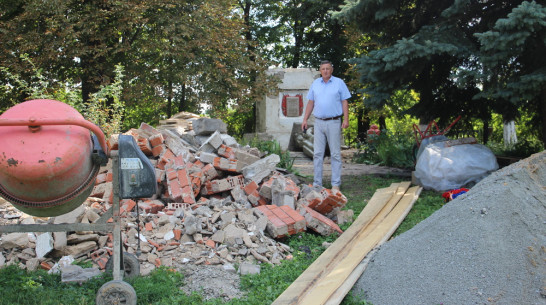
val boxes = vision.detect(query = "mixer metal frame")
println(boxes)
[0,114,138,304]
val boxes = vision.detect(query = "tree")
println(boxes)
[335,0,546,146]
[0,0,273,134]
[474,1,546,145]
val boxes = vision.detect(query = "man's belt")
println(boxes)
[316,115,342,121]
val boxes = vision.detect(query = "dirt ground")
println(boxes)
[290,148,412,181]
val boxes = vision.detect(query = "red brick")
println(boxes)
[137,137,153,155]
[300,205,343,235]
[157,148,175,170]
[105,172,113,182]
[121,199,136,214]
[217,144,235,159]
[254,205,305,238]
[181,185,195,204]
[244,181,259,195]
[152,144,166,157]
[205,239,216,249]
[177,169,190,187]
[40,261,52,270]
[173,155,185,167]
[149,133,165,148]
[192,160,204,169]
[173,229,182,241]
[166,168,178,181]
[145,222,153,231]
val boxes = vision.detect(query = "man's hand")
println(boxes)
[342,119,349,129]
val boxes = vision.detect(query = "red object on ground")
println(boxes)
[0,99,107,217]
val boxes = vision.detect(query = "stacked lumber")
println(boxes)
[272,182,422,305]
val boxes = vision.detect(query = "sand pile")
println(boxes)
[353,150,545,305]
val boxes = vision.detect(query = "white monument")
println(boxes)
[256,68,319,150]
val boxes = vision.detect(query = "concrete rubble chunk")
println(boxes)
[61,264,102,283]
[184,214,201,235]
[1,233,29,249]
[53,232,67,250]
[36,232,54,259]
[53,206,86,224]
[242,154,280,183]
[192,118,227,136]
[67,233,99,244]
[62,241,97,257]
[239,262,261,275]
[220,134,238,147]
[199,130,223,153]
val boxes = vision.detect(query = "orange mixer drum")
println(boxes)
[0,99,101,217]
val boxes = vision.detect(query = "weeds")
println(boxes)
[352,130,416,169]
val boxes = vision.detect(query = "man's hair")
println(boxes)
[320,60,333,67]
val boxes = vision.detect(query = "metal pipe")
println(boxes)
[0,117,109,156]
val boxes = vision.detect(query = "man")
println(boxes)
[301,60,351,192]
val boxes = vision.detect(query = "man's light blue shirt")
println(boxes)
[307,75,351,119]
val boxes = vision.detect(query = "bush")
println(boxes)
[352,130,416,169]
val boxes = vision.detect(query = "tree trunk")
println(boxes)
[357,106,370,143]
[178,83,186,112]
[291,20,303,68]
[482,119,490,144]
[167,80,173,118]
[539,89,546,148]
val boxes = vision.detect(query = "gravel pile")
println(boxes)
[353,151,545,305]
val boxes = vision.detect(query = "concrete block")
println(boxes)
[197,151,217,164]
[192,118,227,136]
[220,134,238,147]
[199,130,223,152]
[201,175,245,195]
[242,154,280,183]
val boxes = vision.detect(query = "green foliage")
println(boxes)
[82,65,125,138]
[0,57,125,138]
[336,0,546,146]
[487,140,544,159]
[353,131,416,169]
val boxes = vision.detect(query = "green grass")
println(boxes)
[0,175,445,304]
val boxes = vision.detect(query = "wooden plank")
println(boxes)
[301,186,422,305]
[325,186,422,304]
[271,183,401,305]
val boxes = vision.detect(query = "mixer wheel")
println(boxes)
[105,252,140,279]
[96,280,136,305]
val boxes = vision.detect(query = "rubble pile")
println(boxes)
[0,116,352,278]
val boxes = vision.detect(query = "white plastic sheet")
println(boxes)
[414,142,499,192]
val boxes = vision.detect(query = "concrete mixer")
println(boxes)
[0,99,157,304]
